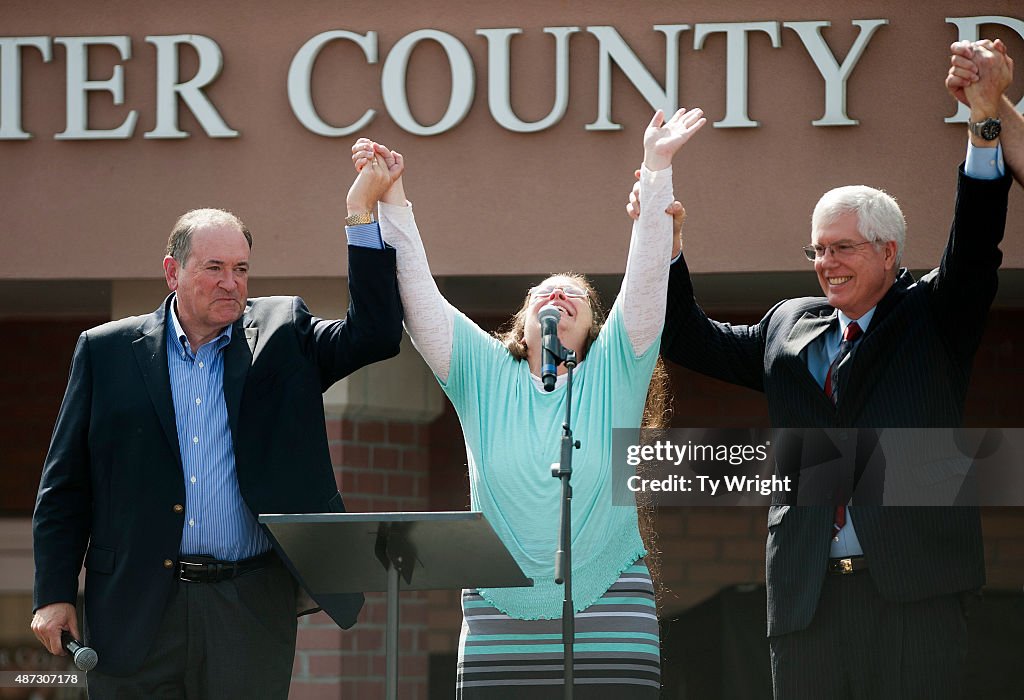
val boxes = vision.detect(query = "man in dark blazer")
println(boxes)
[629,42,1015,699]
[31,158,403,697]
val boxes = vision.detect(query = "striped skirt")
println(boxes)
[456,560,661,699]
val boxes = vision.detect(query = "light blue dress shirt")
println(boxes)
[165,227,382,561]
[168,304,271,560]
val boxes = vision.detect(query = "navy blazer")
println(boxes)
[662,168,1012,636]
[33,245,403,674]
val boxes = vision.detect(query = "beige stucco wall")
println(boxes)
[1,1,1022,282]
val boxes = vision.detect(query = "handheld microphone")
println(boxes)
[61,630,98,672]
[538,304,563,392]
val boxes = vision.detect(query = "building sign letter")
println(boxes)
[586,25,689,131]
[145,35,238,139]
[381,30,474,136]
[693,22,781,128]
[784,19,888,127]
[55,36,138,140]
[289,30,378,137]
[477,27,579,133]
[0,37,51,140]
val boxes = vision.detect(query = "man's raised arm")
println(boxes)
[948,39,1022,186]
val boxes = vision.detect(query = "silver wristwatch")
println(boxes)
[968,117,1002,141]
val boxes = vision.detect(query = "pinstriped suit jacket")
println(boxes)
[662,168,1013,637]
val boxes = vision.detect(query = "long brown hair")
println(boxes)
[637,359,671,610]
[494,272,672,601]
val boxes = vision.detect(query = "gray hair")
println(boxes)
[811,186,905,266]
[166,208,252,266]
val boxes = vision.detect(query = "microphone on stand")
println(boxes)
[61,631,98,671]
[538,305,564,392]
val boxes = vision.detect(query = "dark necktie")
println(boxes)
[827,321,862,538]
[825,321,862,405]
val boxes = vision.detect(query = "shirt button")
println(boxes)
[188,519,195,527]
[192,436,199,444]
[173,504,184,513]
[190,476,197,484]
[198,362,205,368]
[195,397,201,405]
[163,559,174,569]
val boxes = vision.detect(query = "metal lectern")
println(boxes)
[259,511,531,700]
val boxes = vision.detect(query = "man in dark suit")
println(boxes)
[31,157,403,697]
[628,42,1016,699]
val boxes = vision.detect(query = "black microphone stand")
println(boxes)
[548,344,579,700]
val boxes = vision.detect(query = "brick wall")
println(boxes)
[424,401,471,657]
[290,418,431,700]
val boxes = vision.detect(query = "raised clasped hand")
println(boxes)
[964,40,1013,112]
[347,138,406,211]
[947,38,1014,110]
[351,138,405,182]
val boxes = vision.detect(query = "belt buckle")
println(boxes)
[178,559,238,583]
[836,557,854,574]
[178,560,206,583]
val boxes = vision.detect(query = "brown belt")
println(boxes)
[827,556,869,575]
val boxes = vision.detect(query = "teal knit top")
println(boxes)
[438,302,660,619]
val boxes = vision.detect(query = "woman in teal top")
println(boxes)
[350,107,705,698]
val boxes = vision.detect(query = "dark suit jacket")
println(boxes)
[662,168,1012,637]
[33,246,403,675]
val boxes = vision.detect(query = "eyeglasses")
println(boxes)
[802,241,876,261]
[529,283,589,299]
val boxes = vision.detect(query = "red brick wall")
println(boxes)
[424,404,469,655]
[290,418,431,700]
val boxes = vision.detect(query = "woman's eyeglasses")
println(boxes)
[529,284,588,299]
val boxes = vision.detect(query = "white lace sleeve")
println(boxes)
[376,201,456,382]
[618,164,674,356]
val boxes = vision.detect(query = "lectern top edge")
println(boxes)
[258,510,483,524]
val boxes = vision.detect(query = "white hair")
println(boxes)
[812,186,906,266]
